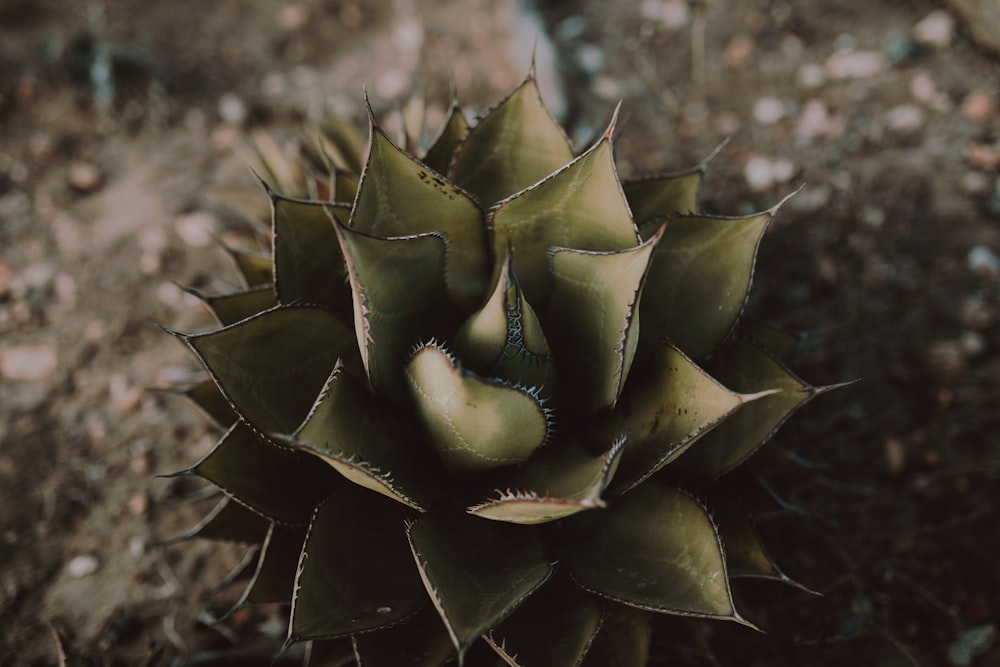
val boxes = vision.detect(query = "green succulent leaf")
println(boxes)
[169,379,235,429]
[236,523,306,606]
[673,337,831,478]
[272,193,353,313]
[189,285,278,327]
[639,206,777,360]
[467,439,623,524]
[485,574,602,667]
[559,483,744,622]
[406,510,553,658]
[318,115,366,174]
[180,305,360,434]
[304,638,357,667]
[188,422,341,525]
[711,494,812,591]
[546,227,663,415]
[453,250,556,392]
[623,169,702,224]
[276,361,442,511]
[226,245,273,288]
[422,101,469,175]
[352,605,456,667]
[737,317,801,359]
[333,170,359,203]
[450,75,574,207]
[610,342,776,494]
[579,604,650,667]
[335,224,459,403]
[290,486,425,642]
[351,120,489,313]
[167,496,269,545]
[405,343,551,471]
[622,141,726,225]
[490,120,641,305]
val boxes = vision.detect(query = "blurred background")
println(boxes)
[1,0,998,664]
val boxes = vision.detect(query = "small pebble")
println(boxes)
[0,344,58,380]
[67,162,103,193]
[861,206,886,228]
[925,340,965,377]
[960,331,985,357]
[965,143,1000,171]
[392,18,424,54]
[110,374,144,412]
[909,71,950,111]
[218,93,248,125]
[724,34,755,69]
[640,0,690,29]
[128,493,149,516]
[883,29,923,63]
[913,10,955,49]
[826,50,884,80]
[575,44,605,76]
[744,155,795,191]
[961,90,997,122]
[128,536,146,558]
[276,3,309,31]
[797,62,826,89]
[795,99,830,140]
[67,554,99,578]
[885,104,926,132]
[174,211,217,248]
[959,294,993,329]
[787,184,831,212]
[946,624,996,667]
[884,436,906,474]
[753,97,785,125]
[967,245,1000,276]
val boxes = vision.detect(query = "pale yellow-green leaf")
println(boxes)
[623,169,702,225]
[450,76,574,207]
[468,438,623,524]
[453,250,556,392]
[490,128,640,306]
[351,123,489,312]
[545,227,662,414]
[405,344,550,471]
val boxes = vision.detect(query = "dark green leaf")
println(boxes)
[352,606,456,667]
[168,496,269,545]
[188,285,277,327]
[352,121,489,313]
[490,123,641,306]
[610,342,775,494]
[226,245,273,288]
[277,361,442,511]
[545,227,662,414]
[406,510,553,657]
[182,305,359,434]
[335,224,459,404]
[237,523,306,606]
[672,337,833,479]
[639,207,776,360]
[172,379,236,429]
[423,102,469,175]
[579,604,650,667]
[304,638,357,667]
[485,574,602,667]
[272,193,353,314]
[450,75,574,207]
[290,486,425,641]
[559,484,744,622]
[191,422,340,525]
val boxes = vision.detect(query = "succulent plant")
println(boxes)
[165,72,837,666]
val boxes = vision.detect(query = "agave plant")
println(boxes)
[166,72,836,666]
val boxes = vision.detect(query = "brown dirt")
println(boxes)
[1,0,998,665]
